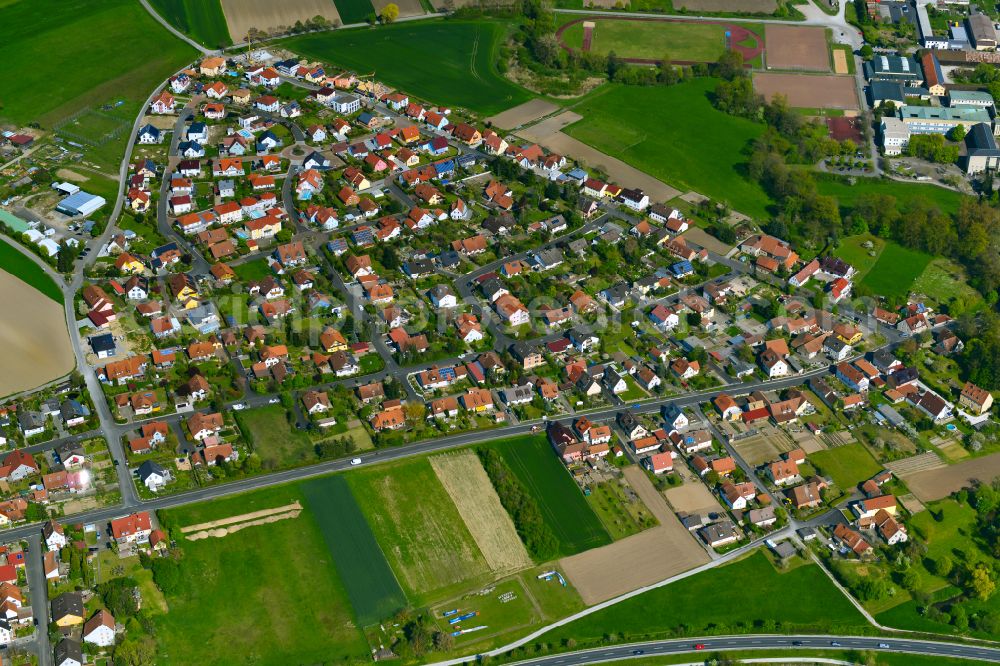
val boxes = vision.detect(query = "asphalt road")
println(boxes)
[504,635,1000,665]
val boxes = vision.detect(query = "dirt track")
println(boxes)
[895,452,1000,502]
[765,24,829,71]
[517,112,682,203]
[0,271,74,397]
[220,0,341,40]
[486,99,560,130]
[754,72,859,110]
[180,501,303,533]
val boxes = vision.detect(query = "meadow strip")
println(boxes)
[301,476,406,625]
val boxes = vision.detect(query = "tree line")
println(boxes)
[477,446,558,559]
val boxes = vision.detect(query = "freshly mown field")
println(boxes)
[348,458,493,602]
[301,475,407,625]
[234,405,314,469]
[859,242,932,302]
[281,20,532,116]
[334,0,376,24]
[155,484,369,665]
[0,0,197,126]
[563,80,770,218]
[486,435,611,556]
[149,0,232,47]
[0,237,63,303]
[560,19,733,62]
[809,443,882,491]
[541,550,868,645]
[832,233,884,282]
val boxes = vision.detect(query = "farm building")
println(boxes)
[56,191,106,217]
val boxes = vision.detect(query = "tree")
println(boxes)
[860,44,874,60]
[381,3,399,22]
[933,555,954,578]
[970,562,996,600]
[714,49,746,81]
[949,124,967,141]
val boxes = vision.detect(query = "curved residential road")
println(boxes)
[481,635,1000,666]
[138,0,215,55]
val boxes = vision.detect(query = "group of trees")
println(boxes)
[477,447,558,559]
[907,133,960,164]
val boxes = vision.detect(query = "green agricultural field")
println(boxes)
[808,443,882,490]
[0,238,63,303]
[234,405,314,469]
[0,0,197,126]
[282,20,532,116]
[486,435,611,556]
[542,551,868,645]
[148,0,231,47]
[347,458,492,602]
[560,19,741,63]
[154,484,369,665]
[301,475,407,625]
[860,242,932,301]
[334,0,376,24]
[563,80,770,218]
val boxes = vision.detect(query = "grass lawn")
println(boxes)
[560,19,743,63]
[859,242,932,301]
[281,20,531,116]
[347,458,491,603]
[301,475,407,625]
[541,550,868,645]
[0,0,197,126]
[231,257,273,282]
[816,174,968,217]
[148,0,231,47]
[832,233,884,281]
[809,443,882,491]
[485,435,611,556]
[0,237,63,303]
[155,484,369,665]
[234,405,314,470]
[911,258,985,310]
[564,80,770,218]
[334,0,376,24]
